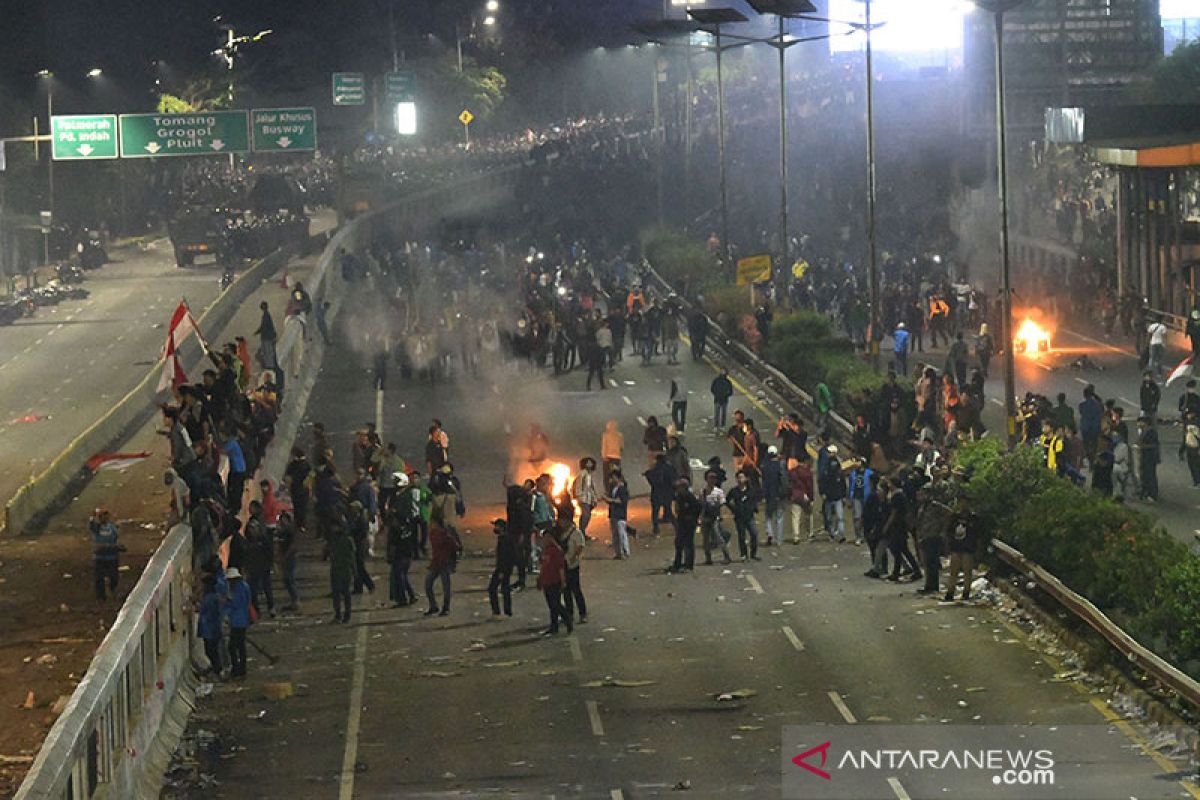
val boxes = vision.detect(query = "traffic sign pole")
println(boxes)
[458,109,474,148]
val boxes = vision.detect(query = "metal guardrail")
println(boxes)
[14,522,195,800]
[993,539,1200,710]
[12,165,524,800]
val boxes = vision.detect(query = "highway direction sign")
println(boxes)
[251,107,317,152]
[51,115,118,160]
[118,111,250,158]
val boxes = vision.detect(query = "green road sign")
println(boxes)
[51,115,118,160]
[332,72,366,106]
[119,111,249,158]
[252,107,317,152]
[385,72,414,103]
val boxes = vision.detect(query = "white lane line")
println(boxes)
[745,574,764,594]
[1120,397,1139,409]
[828,691,857,724]
[1073,377,1089,385]
[609,379,619,388]
[636,416,647,427]
[569,636,583,663]
[611,790,625,800]
[586,699,605,736]
[622,395,633,406]
[887,777,912,800]
[116,334,125,342]
[33,338,43,346]
[338,622,369,800]
[782,625,805,652]
[1061,327,1136,359]
[375,388,384,438]
[989,398,1004,406]
[62,377,72,386]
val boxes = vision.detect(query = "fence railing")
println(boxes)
[12,164,522,800]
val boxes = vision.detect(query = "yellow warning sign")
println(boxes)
[736,254,772,286]
[459,109,474,126]
[791,258,810,280]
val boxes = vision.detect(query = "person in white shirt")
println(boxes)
[1147,320,1169,378]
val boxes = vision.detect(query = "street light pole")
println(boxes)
[993,8,1018,445]
[864,0,881,369]
[715,26,731,268]
[46,82,54,231]
[777,15,790,272]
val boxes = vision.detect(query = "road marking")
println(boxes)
[586,699,605,736]
[887,777,912,800]
[745,574,764,594]
[33,338,43,346]
[338,622,369,800]
[375,388,384,438]
[611,790,625,800]
[62,377,72,385]
[569,636,583,663]
[1073,377,1089,385]
[781,625,805,651]
[1061,327,1136,359]
[1120,397,1139,409]
[636,415,647,427]
[828,691,857,724]
[989,398,1004,406]
[609,379,618,388]
[1088,698,1197,790]
[622,395,633,406]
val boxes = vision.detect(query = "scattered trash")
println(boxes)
[62,573,72,579]
[22,691,34,709]
[736,725,763,731]
[716,596,726,602]
[957,700,969,708]
[141,522,157,530]
[417,670,462,679]
[34,653,57,666]
[50,695,71,715]
[196,683,214,698]
[118,565,131,572]
[59,604,69,613]
[672,780,692,791]
[965,687,986,693]
[248,710,267,720]
[483,660,522,668]
[464,641,487,652]
[0,755,33,764]
[583,677,657,688]
[885,626,896,632]
[442,772,457,780]
[715,688,758,701]
[769,565,784,570]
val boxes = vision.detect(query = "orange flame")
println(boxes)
[1014,317,1051,357]
[548,462,573,499]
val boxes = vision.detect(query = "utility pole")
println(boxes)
[864,0,881,370]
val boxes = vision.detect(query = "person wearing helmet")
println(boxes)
[89,507,121,601]
[760,446,789,546]
[385,471,420,607]
[892,321,910,376]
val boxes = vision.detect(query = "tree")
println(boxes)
[1132,40,1200,104]
[157,75,236,114]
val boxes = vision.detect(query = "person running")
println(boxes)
[537,528,572,636]
[603,469,631,559]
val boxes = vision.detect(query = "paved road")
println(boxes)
[964,326,1200,549]
[166,317,1196,799]
[0,211,335,516]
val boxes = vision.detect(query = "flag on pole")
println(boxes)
[157,300,207,393]
[1166,354,1194,388]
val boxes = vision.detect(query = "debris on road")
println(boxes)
[262,683,294,701]
[715,688,757,701]
[583,677,657,688]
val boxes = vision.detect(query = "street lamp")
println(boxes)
[976,0,1025,446]
[483,15,496,26]
[86,67,103,78]
[688,6,748,270]
[486,0,500,11]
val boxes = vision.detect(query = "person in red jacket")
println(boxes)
[424,512,459,617]
[537,529,572,636]
[787,459,815,543]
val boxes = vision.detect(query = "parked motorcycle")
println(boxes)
[75,230,108,270]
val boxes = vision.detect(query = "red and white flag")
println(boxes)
[1166,354,1194,388]
[157,300,208,392]
[87,452,153,472]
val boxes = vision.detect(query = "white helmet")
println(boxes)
[393,471,410,488]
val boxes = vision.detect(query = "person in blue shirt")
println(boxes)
[197,576,224,677]
[846,459,875,546]
[221,428,248,516]
[223,568,253,679]
[893,322,910,377]
[89,507,121,601]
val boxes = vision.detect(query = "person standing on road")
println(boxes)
[348,500,376,596]
[1178,411,1200,487]
[1078,385,1104,464]
[1139,371,1162,424]
[688,308,709,361]
[711,370,734,431]
[944,512,979,602]
[846,458,874,546]
[198,576,224,678]
[243,501,276,618]
[760,446,789,546]
[884,479,921,583]
[863,473,889,578]
[700,470,732,565]
[585,331,608,391]
[571,458,599,538]
[643,416,668,466]
[1147,318,1169,378]
[669,378,689,432]
[562,517,588,624]
[487,519,518,618]
[255,301,278,373]
[90,507,121,601]
[670,478,701,573]
[1186,310,1200,361]
[276,511,301,612]
[644,454,677,536]
[818,444,847,542]
[424,512,458,616]
[1136,416,1160,502]
[975,324,993,379]
[604,469,631,559]
[776,413,808,469]
[726,470,761,561]
[537,528,572,636]
[948,332,969,389]
[220,427,248,516]
[787,458,814,544]
[914,488,948,595]
[329,525,357,623]
[385,478,420,607]
[223,567,252,679]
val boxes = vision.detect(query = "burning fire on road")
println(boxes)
[1013,315,1053,358]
